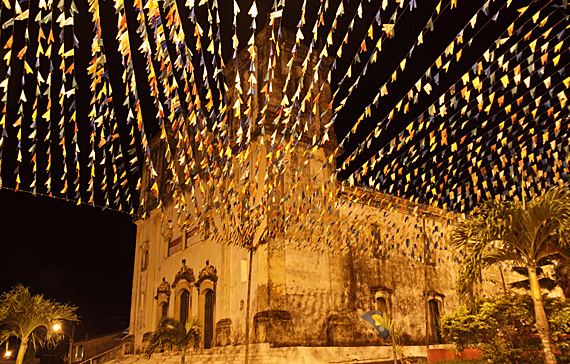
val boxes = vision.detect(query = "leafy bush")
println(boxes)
[440,294,570,364]
[548,299,570,363]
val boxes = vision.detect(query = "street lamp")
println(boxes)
[4,340,11,360]
[52,322,75,363]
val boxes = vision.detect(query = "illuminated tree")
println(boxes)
[0,284,78,364]
[451,186,570,364]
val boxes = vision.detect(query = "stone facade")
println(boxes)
[128,24,511,353]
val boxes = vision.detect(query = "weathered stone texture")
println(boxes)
[128,23,512,354]
[215,318,232,347]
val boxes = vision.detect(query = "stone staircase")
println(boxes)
[104,343,436,364]
[107,344,283,364]
[158,344,286,364]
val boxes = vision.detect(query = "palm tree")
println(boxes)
[145,316,200,364]
[450,186,570,364]
[508,254,570,297]
[0,284,78,364]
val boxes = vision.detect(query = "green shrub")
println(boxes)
[548,299,570,363]
[440,294,570,364]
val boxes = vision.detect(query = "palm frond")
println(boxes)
[0,284,78,350]
[481,248,523,267]
[509,277,557,291]
[455,247,485,301]
[451,186,570,301]
[182,317,201,350]
[555,258,570,275]
[146,316,201,357]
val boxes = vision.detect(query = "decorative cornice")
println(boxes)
[196,260,218,287]
[172,260,195,288]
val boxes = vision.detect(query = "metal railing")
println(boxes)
[74,342,126,364]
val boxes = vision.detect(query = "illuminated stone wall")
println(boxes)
[128,24,512,353]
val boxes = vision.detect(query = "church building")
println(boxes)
[128,24,508,353]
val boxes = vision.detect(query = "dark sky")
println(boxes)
[0,187,135,338]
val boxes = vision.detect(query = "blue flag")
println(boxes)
[361,310,390,339]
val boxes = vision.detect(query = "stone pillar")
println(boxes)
[267,238,287,309]
[214,243,232,344]
[253,236,295,346]
[325,251,358,346]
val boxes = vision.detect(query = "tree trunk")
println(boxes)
[15,340,27,364]
[528,265,557,364]
[390,331,397,364]
[423,218,430,353]
[244,248,254,364]
[180,347,186,364]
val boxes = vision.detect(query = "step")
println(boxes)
[108,344,416,364]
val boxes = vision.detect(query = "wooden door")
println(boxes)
[204,290,214,349]
[180,290,189,324]
[429,299,442,344]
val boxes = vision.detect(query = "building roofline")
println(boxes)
[337,184,458,223]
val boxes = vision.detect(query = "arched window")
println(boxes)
[141,250,149,271]
[204,290,214,349]
[160,302,168,317]
[179,289,190,325]
[373,288,392,317]
[196,261,218,349]
[375,297,388,314]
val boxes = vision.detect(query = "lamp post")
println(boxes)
[53,323,75,363]
[4,340,12,360]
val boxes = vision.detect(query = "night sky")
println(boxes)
[0,187,135,338]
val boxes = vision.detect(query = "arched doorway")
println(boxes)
[429,299,442,344]
[204,290,214,349]
[195,261,218,349]
[171,260,196,326]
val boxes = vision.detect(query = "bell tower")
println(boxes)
[222,21,338,346]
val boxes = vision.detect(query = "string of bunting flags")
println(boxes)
[337,0,523,174]
[340,0,570,215]
[0,0,567,267]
